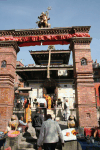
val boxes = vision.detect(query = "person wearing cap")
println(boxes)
[37,114,64,150]
[32,108,44,138]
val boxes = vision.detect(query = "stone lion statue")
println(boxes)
[9,115,19,130]
[67,115,76,128]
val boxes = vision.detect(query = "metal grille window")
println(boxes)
[81,58,87,66]
[1,60,7,68]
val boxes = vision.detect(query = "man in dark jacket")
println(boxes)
[32,108,44,138]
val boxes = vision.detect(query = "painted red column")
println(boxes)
[70,37,98,127]
[0,41,19,132]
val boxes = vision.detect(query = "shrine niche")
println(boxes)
[81,58,87,66]
[1,60,7,68]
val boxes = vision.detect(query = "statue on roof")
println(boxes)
[36,7,51,28]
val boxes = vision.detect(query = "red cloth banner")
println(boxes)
[0,33,90,47]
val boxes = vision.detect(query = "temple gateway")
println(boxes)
[0,12,98,131]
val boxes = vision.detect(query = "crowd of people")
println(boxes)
[15,94,57,110]
[13,97,63,150]
[21,97,64,150]
[10,96,72,150]
[7,108,64,150]
[7,96,100,150]
[15,96,71,123]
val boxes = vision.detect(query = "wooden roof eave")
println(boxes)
[30,51,71,65]
[18,87,32,91]
[30,50,71,55]
[16,66,73,72]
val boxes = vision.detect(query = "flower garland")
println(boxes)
[8,130,20,137]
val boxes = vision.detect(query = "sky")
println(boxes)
[0,0,100,65]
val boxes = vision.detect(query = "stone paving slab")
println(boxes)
[18,148,35,150]
[18,149,60,150]
[21,136,37,141]
[19,141,34,149]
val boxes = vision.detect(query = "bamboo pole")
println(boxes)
[47,49,51,78]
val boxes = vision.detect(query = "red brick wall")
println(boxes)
[0,46,17,132]
[0,47,16,78]
[71,39,98,127]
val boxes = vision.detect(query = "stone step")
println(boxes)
[18,148,59,150]
[27,123,36,137]
[19,141,34,149]
[18,148,35,150]
[19,134,61,150]
[19,148,59,150]
[19,141,60,150]
[21,136,37,142]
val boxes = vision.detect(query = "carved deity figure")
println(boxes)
[36,11,51,28]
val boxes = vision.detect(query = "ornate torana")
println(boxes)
[0,26,91,47]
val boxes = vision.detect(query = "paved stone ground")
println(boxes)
[2,120,68,150]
